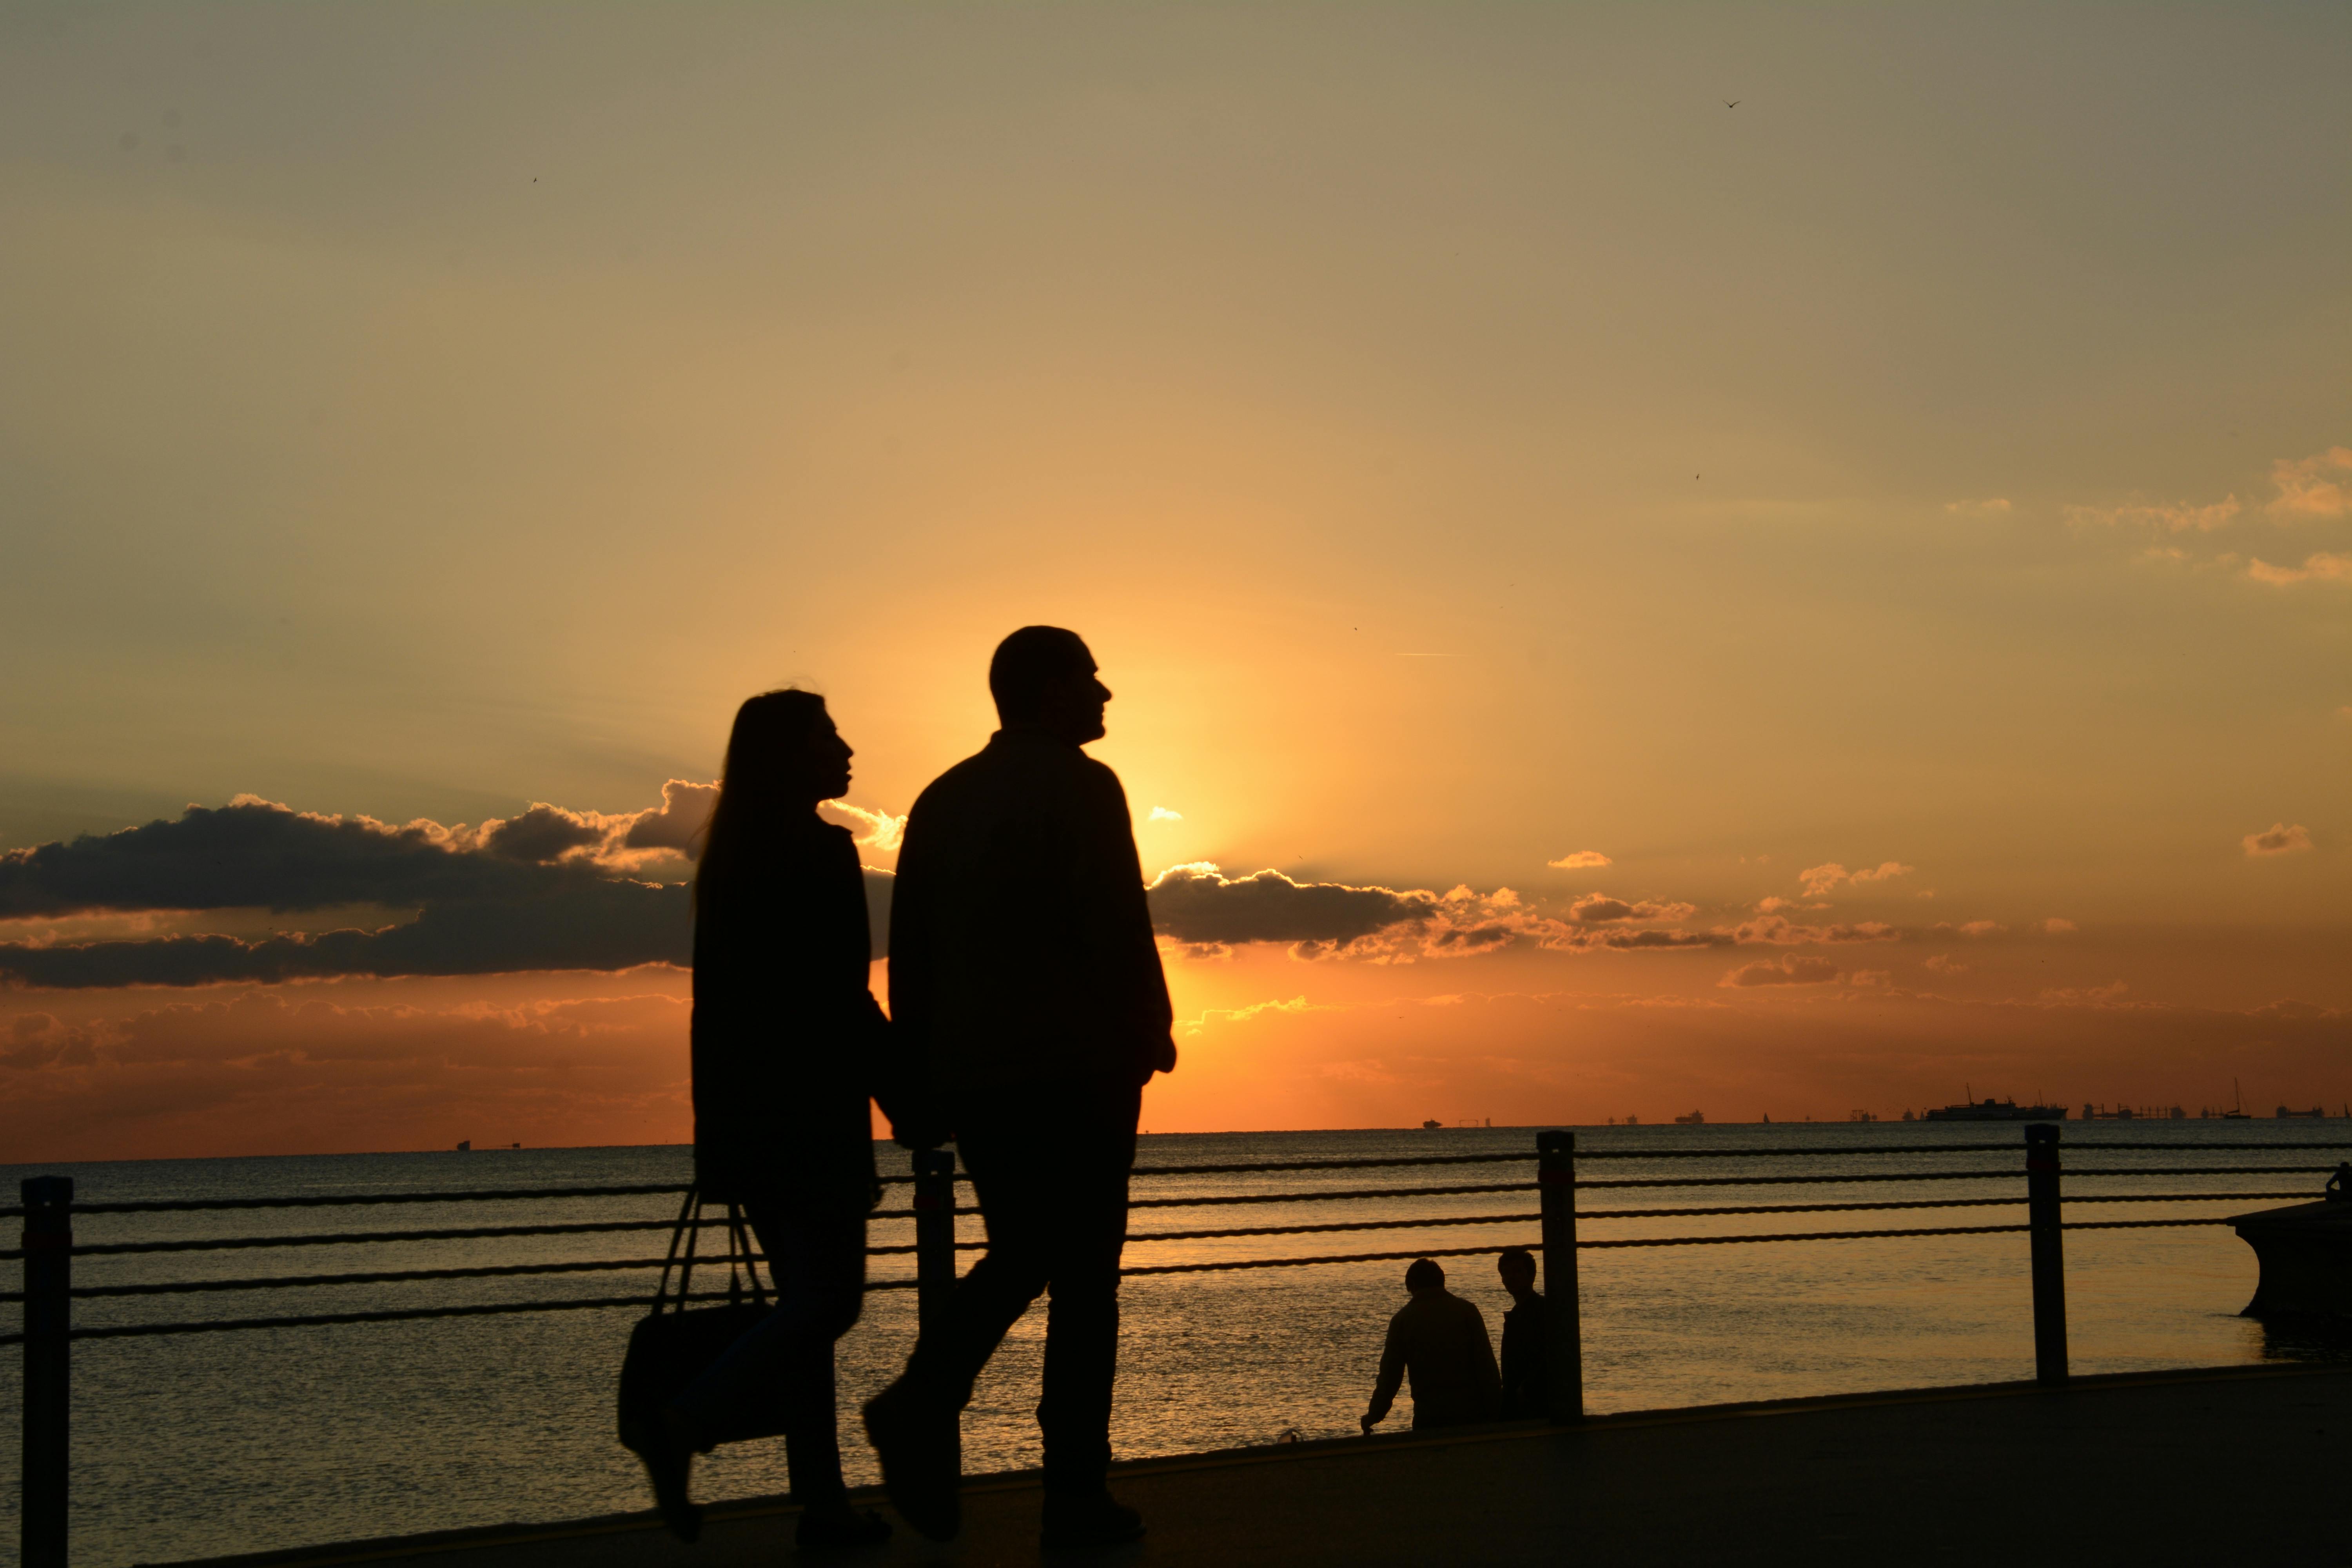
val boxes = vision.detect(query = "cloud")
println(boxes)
[2246,552,2352,586]
[619,780,719,857]
[2038,980,2129,1005]
[2266,446,2352,520]
[1944,498,2013,515]
[0,797,560,919]
[1147,807,1183,823]
[1547,850,1612,869]
[2043,917,2078,934]
[1149,865,1734,962]
[2243,822,2313,857]
[820,801,907,852]
[1719,955,1841,988]
[1726,915,1899,946]
[1933,920,2006,938]
[1924,953,1970,975]
[0,882,693,988]
[479,804,609,864]
[1567,892,1697,925]
[0,793,906,987]
[1799,860,1916,896]
[2065,497,2243,533]
[1147,864,1441,948]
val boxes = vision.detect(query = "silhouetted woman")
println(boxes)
[640,689,892,1549]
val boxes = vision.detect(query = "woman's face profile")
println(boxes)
[805,716,853,804]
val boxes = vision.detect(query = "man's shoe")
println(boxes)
[795,1506,892,1550]
[861,1382,961,1541]
[1040,1490,1146,1550]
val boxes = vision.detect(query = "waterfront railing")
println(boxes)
[13,1127,2352,1567]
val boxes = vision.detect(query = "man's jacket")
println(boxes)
[888,728,1173,1103]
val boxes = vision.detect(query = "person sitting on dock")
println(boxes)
[1360,1258,1504,1434]
[1495,1246,1547,1417]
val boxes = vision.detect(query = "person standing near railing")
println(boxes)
[864,626,1178,1551]
[634,689,896,1550]
[1495,1246,1548,1417]
[1359,1258,1504,1434]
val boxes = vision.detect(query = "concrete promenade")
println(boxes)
[166,1363,2352,1568]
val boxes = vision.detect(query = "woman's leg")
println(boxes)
[666,1196,866,1503]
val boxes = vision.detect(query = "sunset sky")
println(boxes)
[4,4,2346,1161]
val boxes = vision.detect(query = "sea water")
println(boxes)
[5,1121,2348,1567]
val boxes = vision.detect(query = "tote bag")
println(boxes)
[616,1189,793,1452]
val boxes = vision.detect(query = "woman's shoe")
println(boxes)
[626,1412,704,1544]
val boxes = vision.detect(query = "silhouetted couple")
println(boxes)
[1359,1249,1548,1434]
[637,626,1174,1553]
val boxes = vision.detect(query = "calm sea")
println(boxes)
[6,1121,2350,1567]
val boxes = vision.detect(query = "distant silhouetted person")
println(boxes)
[864,626,1175,1550]
[1360,1258,1503,1434]
[635,690,892,1550]
[1495,1246,1547,1417]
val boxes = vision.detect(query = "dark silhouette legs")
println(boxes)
[670,1196,865,1512]
[899,1080,1140,1495]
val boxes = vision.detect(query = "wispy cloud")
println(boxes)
[2265,446,2352,520]
[2065,497,2242,533]
[1944,498,2013,515]
[2246,552,2352,586]
[1719,955,1841,988]
[1935,920,2006,938]
[1147,806,1183,823]
[1547,850,1612,869]
[1797,860,1915,896]
[1567,892,1697,925]
[2243,822,2313,857]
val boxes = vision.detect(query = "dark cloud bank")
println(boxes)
[1,798,1793,988]
[0,799,888,988]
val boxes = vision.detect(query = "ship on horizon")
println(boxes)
[1921,1093,2067,1122]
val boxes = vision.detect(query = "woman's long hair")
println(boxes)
[695,688,831,916]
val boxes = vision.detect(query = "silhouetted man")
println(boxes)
[865,626,1175,1550]
[1495,1246,1547,1417]
[1360,1257,1503,1434]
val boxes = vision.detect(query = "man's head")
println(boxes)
[989,626,1111,744]
[1497,1247,1537,1294]
[1404,1257,1445,1293]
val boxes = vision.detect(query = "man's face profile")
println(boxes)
[1037,656,1111,745]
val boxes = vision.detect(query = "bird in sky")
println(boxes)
[1725,100,1740,108]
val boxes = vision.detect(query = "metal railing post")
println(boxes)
[22,1175,73,1568]
[2025,1124,2067,1385]
[911,1147,957,1335]
[1537,1131,1582,1422]
[910,1147,960,1476]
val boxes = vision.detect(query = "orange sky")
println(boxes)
[2,5,2347,1162]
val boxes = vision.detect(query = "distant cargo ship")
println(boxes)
[1922,1098,2067,1122]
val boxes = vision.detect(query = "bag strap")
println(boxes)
[650,1185,698,1314]
[722,1203,769,1309]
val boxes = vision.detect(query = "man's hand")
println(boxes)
[886,1103,951,1151]
[1358,1413,1379,1436]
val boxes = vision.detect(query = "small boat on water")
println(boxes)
[1673,1111,1705,1125]
[1420,1118,1442,1130]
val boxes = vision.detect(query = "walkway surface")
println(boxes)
[167,1363,2352,1568]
